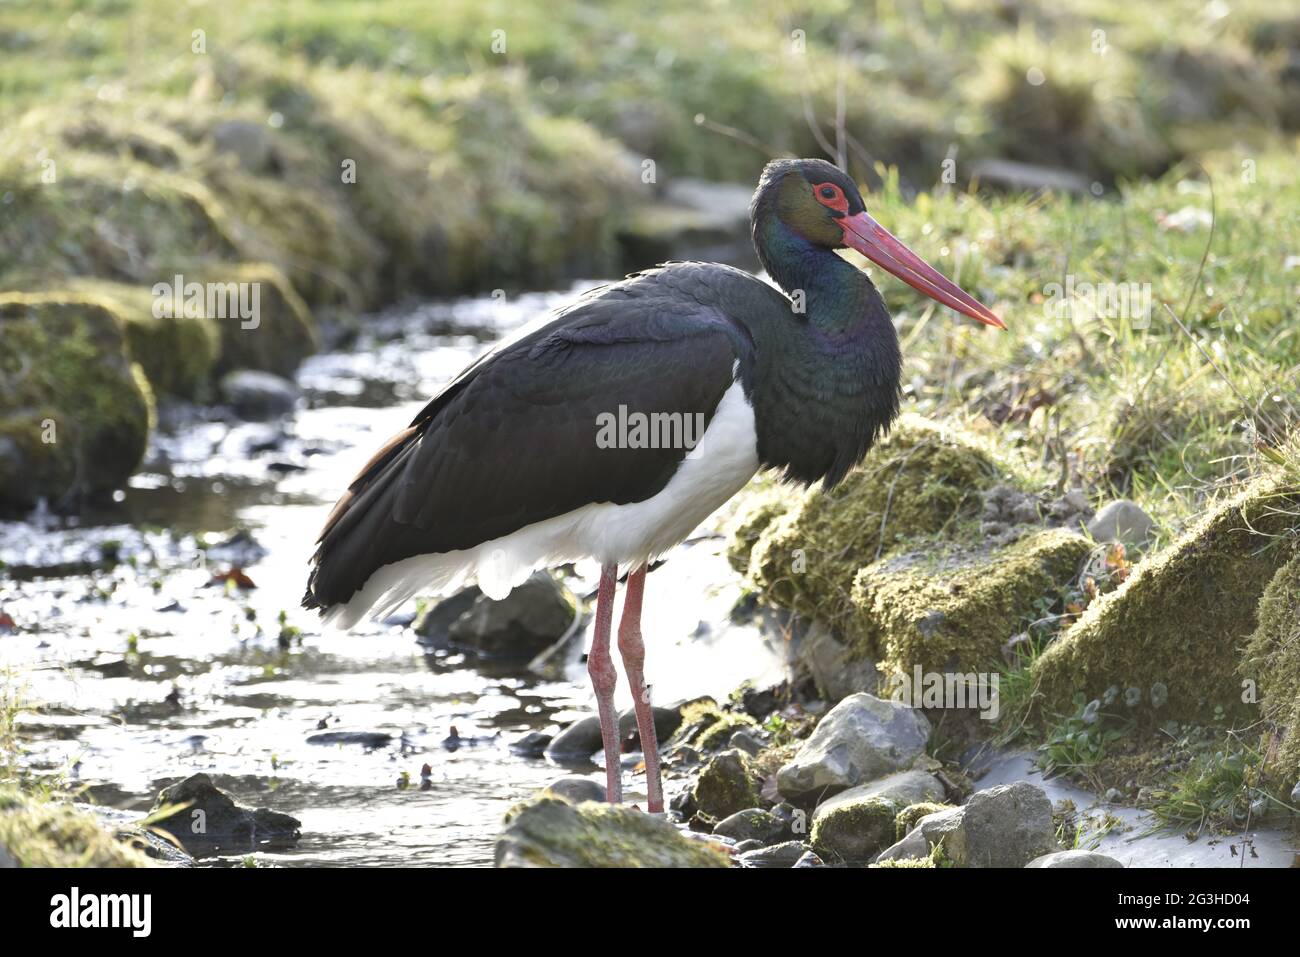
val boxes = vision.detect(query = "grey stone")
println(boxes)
[447,572,576,659]
[727,729,763,756]
[738,841,809,868]
[1087,499,1155,550]
[541,777,606,804]
[793,850,825,867]
[776,693,931,802]
[305,729,393,749]
[219,370,298,419]
[732,839,764,854]
[413,586,481,647]
[712,808,788,844]
[1027,849,1124,868]
[211,119,277,173]
[797,622,880,700]
[509,731,552,757]
[876,824,932,863]
[876,781,1056,868]
[152,773,299,854]
[813,769,945,820]
[544,706,681,761]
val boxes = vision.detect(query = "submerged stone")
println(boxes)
[151,773,301,855]
[495,798,729,868]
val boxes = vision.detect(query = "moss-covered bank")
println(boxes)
[855,528,1091,680]
[0,788,154,868]
[729,416,1090,710]
[1242,551,1300,784]
[0,292,153,509]
[1033,474,1300,722]
[730,414,1006,631]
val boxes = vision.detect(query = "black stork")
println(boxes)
[304,158,1004,813]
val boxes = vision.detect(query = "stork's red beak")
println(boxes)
[839,211,1006,329]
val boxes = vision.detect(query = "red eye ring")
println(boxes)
[813,181,848,213]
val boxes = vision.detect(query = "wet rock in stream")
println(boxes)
[738,841,811,868]
[305,729,394,749]
[218,369,300,420]
[150,773,301,855]
[544,706,682,760]
[541,777,606,804]
[416,572,578,660]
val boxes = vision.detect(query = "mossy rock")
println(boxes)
[692,749,761,819]
[0,292,153,509]
[186,263,318,377]
[852,528,1092,677]
[669,698,758,752]
[1033,474,1300,722]
[730,415,1005,631]
[495,797,729,868]
[1242,551,1300,784]
[810,795,901,865]
[63,279,223,399]
[895,801,955,842]
[0,789,154,868]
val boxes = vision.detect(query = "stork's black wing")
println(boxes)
[304,263,763,612]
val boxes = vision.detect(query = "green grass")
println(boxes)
[1144,726,1298,835]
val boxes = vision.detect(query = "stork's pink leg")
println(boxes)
[588,563,622,804]
[617,565,663,813]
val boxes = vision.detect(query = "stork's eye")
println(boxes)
[813,181,847,212]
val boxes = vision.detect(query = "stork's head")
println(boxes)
[753,157,1005,328]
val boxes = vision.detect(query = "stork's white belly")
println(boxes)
[325,378,759,629]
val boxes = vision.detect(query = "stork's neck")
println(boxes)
[746,212,903,487]
[754,215,879,335]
